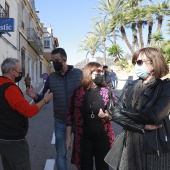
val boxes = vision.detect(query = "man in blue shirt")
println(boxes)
[110,69,118,89]
[103,65,112,87]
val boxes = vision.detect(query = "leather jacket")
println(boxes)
[110,78,170,154]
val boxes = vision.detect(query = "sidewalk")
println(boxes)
[23,83,44,103]
[113,88,123,98]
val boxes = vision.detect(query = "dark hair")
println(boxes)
[132,47,169,78]
[103,65,108,69]
[51,48,67,59]
[80,62,105,89]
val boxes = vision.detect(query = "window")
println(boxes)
[21,2,25,29]
[44,40,50,47]
[5,2,9,18]
[0,5,6,18]
[21,48,25,77]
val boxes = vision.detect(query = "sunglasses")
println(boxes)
[133,60,151,66]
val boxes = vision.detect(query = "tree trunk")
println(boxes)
[113,29,116,45]
[103,40,106,65]
[132,23,139,51]
[157,15,163,31]
[86,52,89,65]
[120,26,134,54]
[147,19,153,45]
[137,20,144,48]
[91,50,95,58]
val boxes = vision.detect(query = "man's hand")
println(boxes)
[66,136,72,151]
[144,124,162,130]
[26,85,38,99]
[44,89,53,103]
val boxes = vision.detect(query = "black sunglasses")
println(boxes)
[133,60,151,66]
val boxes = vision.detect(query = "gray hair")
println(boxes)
[1,58,19,74]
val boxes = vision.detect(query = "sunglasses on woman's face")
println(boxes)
[133,60,150,66]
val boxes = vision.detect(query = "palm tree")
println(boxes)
[166,20,170,35]
[108,44,124,60]
[151,31,164,46]
[149,0,170,32]
[160,40,170,63]
[93,0,124,44]
[90,20,111,64]
[128,7,147,48]
[144,8,154,46]
[78,34,101,60]
[91,0,169,56]
[125,0,143,7]
[110,11,135,54]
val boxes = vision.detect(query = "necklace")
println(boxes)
[89,101,95,119]
[86,88,100,119]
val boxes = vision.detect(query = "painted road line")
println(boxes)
[51,132,55,144]
[44,159,55,170]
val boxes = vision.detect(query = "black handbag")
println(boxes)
[107,89,115,115]
[107,88,125,115]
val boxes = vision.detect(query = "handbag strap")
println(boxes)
[108,88,118,104]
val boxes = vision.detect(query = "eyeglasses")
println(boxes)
[13,68,22,75]
[52,58,63,63]
[133,60,151,66]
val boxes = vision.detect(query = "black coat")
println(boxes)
[111,78,170,154]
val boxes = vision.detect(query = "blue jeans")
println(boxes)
[112,80,116,89]
[54,119,67,170]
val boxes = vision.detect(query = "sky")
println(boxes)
[35,0,101,65]
[35,0,169,66]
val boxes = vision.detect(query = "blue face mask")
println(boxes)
[135,64,149,79]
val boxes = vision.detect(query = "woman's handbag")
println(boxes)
[104,131,125,169]
[107,95,115,114]
[107,88,118,114]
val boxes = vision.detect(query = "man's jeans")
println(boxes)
[112,80,116,89]
[54,119,67,170]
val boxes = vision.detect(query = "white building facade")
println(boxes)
[0,0,58,91]
[0,0,19,71]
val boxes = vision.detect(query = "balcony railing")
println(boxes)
[27,28,43,55]
[0,5,7,18]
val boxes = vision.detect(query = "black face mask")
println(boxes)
[92,74,104,86]
[53,61,63,72]
[15,72,22,82]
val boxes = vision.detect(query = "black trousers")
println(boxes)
[82,124,110,170]
[0,139,31,170]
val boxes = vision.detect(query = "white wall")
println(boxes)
[0,0,19,75]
